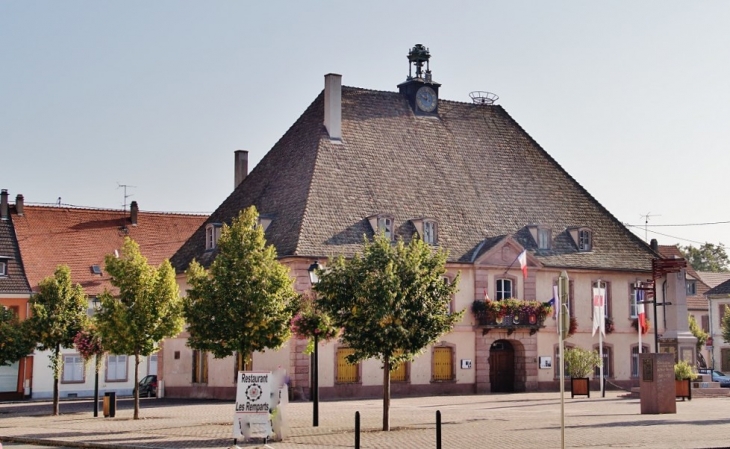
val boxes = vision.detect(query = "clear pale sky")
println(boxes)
[2,1,728,248]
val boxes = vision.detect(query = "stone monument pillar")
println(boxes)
[659,265,697,364]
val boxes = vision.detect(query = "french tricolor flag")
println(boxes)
[517,250,527,280]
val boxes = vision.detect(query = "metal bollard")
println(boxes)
[355,411,360,449]
[436,410,442,449]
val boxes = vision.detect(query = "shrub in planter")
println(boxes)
[674,360,697,401]
[674,360,698,381]
[564,347,602,378]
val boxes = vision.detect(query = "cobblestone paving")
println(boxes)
[2,392,730,448]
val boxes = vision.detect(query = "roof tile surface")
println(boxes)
[13,205,205,295]
[173,86,656,273]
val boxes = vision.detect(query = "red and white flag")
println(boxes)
[637,289,647,333]
[517,250,527,279]
[592,286,605,338]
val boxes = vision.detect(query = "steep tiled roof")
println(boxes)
[0,212,31,294]
[13,205,205,296]
[707,278,730,297]
[696,271,730,289]
[173,86,656,273]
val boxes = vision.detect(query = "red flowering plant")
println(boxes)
[290,293,339,355]
[73,326,105,370]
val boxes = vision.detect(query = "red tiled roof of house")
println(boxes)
[12,205,206,296]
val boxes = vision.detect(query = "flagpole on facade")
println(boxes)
[558,271,569,449]
[637,282,642,355]
[598,280,604,398]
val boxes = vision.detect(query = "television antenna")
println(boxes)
[117,183,136,211]
[639,212,661,243]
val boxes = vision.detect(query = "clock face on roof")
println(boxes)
[416,86,437,112]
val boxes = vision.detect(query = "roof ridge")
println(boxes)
[495,106,658,260]
[22,204,207,217]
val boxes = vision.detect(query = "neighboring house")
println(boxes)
[167,46,681,399]
[696,271,730,290]
[6,192,205,399]
[706,279,730,372]
[658,245,712,365]
[0,190,33,400]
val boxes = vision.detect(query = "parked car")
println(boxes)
[139,375,158,397]
[698,369,730,387]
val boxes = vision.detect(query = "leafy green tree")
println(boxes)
[679,243,729,272]
[0,307,34,367]
[28,265,88,415]
[722,305,730,345]
[688,315,708,351]
[96,237,184,420]
[315,234,462,431]
[184,207,297,366]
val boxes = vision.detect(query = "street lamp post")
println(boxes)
[92,297,101,418]
[308,261,321,427]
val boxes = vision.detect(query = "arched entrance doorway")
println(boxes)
[490,340,515,393]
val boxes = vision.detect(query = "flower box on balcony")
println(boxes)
[472,299,552,335]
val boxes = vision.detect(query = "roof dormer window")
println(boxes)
[410,217,438,245]
[567,227,593,252]
[423,220,437,245]
[205,223,223,250]
[578,229,592,252]
[367,214,395,240]
[258,215,273,232]
[0,260,6,276]
[537,228,551,250]
[527,225,551,250]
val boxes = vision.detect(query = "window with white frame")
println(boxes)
[629,284,639,318]
[631,345,650,378]
[593,345,612,378]
[0,260,7,276]
[62,354,85,383]
[106,355,128,382]
[205,223,222,250]
[496,278,513,300]
[537,228,551,250]
[578,229,592,251]
[423,220,437,245]
[377,216,393,240]
[686,280,696,296]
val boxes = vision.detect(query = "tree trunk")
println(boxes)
[52,344,60,416]
[383,354,390,431]
[134,351,140,420]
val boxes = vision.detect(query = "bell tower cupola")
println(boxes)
[398,44,441,116]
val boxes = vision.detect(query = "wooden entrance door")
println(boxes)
[490,340,515,393]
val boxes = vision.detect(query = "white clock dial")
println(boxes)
[416,86,437,112]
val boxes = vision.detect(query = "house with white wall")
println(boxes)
[6,194,204,398]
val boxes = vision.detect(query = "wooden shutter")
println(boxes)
[336,348,358,383]
[432,347,453,381]
[391,352,407,382]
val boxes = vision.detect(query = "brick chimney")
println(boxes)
[15,194,24,216]
[0,189,8,220]
[130,201,138,226]
[324,73,342,141]
[234,150,249,189]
